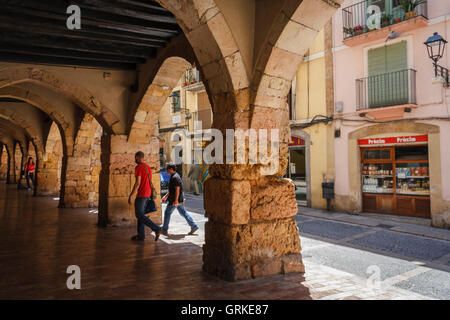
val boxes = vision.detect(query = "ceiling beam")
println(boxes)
[3,1,181,33]
[0,30,154,58]
[0,43,148,64]
[74,0,176,24]
[0,16,166,48]
[0,52,137,70]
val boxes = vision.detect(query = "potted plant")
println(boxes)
[343,27,354,37]
[353,25,363,35]
[402,0,425,20]
[380,13,392,28]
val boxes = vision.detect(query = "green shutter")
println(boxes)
[367,41,407,108]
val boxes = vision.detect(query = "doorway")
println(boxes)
[288,147,307,206]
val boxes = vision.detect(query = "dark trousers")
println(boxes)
[134,197,161,239]
[26,173,34,189]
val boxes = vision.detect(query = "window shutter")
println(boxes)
[367,41,407,108]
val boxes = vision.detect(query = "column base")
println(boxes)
[202,218,304,281]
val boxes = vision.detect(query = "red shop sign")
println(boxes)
[358,135,428,146]
[289,136,305,146]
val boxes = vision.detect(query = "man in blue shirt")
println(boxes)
[161,163,198,236]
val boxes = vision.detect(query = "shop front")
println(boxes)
[287,136,308,207]
[359,134,430,218]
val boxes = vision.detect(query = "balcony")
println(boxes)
[342,0,428,46]
[182,67,204,91]
[356,69,417,120]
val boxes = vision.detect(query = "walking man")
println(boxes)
[188,163,202,195]
[161,163,198,236]
[128,151,161,241]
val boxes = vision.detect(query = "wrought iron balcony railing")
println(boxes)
[342,0,427,40]
[356,69,417,110]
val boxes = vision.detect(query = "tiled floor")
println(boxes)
[0,183,432,299]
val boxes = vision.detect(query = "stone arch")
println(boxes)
[65,113,102,208]
[0,136,14,184]
[0,86,75,155]
[342,121,444,226]
[0,105,45,154]
[0,67,119,134]
[13,141,24,185]
[0,144,8,181]
[37,122,63,196]
[157,0,249,96]
[129,56,191,144]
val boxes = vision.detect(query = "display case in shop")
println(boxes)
[362,163,393,194]
[395,163,430,196]
[360,146,430,218]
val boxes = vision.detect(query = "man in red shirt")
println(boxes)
[128,151,161,241]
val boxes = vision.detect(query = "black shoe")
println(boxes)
[188,226,199,235]
[161,230,169,237]
[154,229,161,242]
[131,235,144,241]
[194,192,200,196]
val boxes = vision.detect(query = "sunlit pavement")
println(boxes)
[180,192,450,300]
[0,184,447,299]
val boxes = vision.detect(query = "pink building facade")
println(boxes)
[331,0,450,228]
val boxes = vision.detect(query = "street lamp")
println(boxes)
[424,32,449,87]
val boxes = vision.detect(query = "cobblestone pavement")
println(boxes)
[180,193,450,300]
[161,203,435,300]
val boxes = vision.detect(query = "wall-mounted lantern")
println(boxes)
[169,91,180,111]
[424,32,449,87]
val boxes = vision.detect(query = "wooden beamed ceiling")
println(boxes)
[0,0,181,70]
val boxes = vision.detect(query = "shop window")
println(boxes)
[363,148,391,160]
[395,146,428,161]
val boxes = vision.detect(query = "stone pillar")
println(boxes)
[17,151,27,189]
[7,149,15,184]
[202,95,304,281]
[98,134,161,227]
[35,154,60,196]
[64,155,92,207]
[0,144,7,180]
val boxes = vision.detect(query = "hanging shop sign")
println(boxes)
[358,135,428,146]
[289,136,305,146]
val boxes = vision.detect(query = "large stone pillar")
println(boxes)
[202,94,304,281]
[64,155,92,207]
[35,153,60,196]
[98,134,161,227]
[0,144,6,180]
[7,149,15,184]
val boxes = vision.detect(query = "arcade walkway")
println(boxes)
[0,184,431,300]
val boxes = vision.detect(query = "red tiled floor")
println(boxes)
[0,183,433,300]
[0,183,313,300]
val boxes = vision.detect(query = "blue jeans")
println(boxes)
[134,197,161,239]
[162,203,198,232]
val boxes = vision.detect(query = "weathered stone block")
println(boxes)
[250,177,298,221]
[204,218,301,266]
[251,258,283,278]
[282,253,305,274]
[109,173,132,197]
[204,178,250,224]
